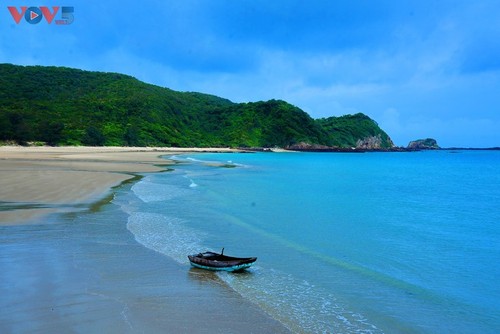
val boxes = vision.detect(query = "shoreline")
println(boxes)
[0,146,290,333]
[0,146,238,225]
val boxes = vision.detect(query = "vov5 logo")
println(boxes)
[8,6,74,25]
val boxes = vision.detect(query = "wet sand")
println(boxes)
[0,146,290,333]
[0,146,234,224]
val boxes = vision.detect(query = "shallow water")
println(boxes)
[0,182,288,334]
[124,151,500,333]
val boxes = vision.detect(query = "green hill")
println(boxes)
[317,113,394,148]
[0,64,393,148]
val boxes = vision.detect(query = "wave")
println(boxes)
[227,160,249,168]
[126,212,206,264]
[124,209,382,333]
[171,154,251,168]
[217,267,382,334]
[131,176,191,203]
[186,157,205,163]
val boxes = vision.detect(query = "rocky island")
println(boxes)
[407,138,440,150]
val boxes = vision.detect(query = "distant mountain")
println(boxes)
[0,64,394,149]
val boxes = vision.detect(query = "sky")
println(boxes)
[1,0,499,147]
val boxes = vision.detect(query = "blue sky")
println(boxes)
[1,1,499,147]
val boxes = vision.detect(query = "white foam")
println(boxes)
[173,155,250,168]
[131,177,190,203]
[217,267,383,334]
[186,157,205,163]
[126,212,206,264]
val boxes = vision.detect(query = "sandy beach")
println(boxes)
[0,146,289,333]
[0,146,235,224]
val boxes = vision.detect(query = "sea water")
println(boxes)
[120,151,500,333]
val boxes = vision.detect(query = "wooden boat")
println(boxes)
[188,248,257,272]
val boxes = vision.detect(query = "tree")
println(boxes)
[8,113,33,145]
[39,121,65,146]
[124,125,140,146]
[0,111,13,140]
[82,126,105,146]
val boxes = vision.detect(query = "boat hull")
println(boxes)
[188,251,257,272]
[189,261,254,272]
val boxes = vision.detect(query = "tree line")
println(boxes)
[0,64,393,148]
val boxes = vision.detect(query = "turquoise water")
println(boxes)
[122,151,500,333]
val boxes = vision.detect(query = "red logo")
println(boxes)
[7,6,74,25]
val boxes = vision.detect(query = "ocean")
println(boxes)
[122,150,500,333]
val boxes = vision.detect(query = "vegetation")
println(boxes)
[0,64,393,148]
[317,113,394,148]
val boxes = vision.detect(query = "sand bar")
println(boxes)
[0,146,236,224]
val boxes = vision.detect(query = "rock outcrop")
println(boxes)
[286,142,362,152]
[407,138,440,150]
[356,134,395,149]
[286,142,332,151]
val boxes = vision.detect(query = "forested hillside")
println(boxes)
[317,114,394,149]
[0,64,394,148]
